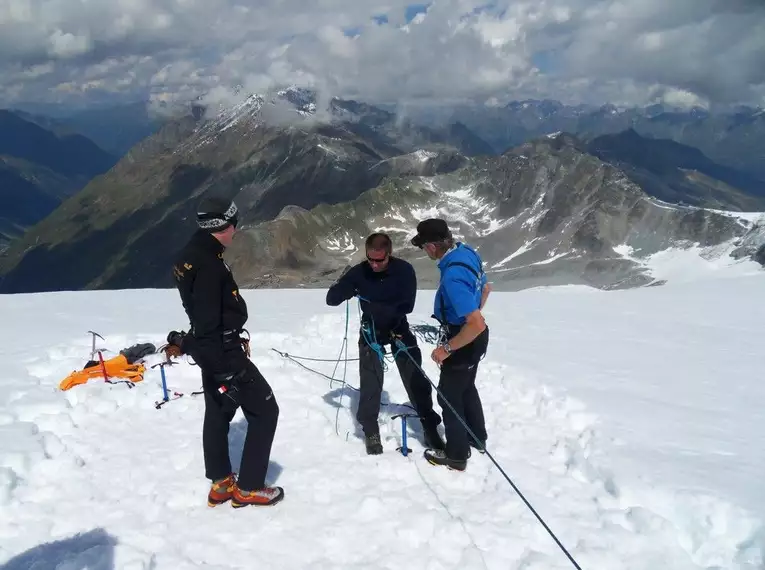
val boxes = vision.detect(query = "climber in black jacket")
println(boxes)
[173,195,283,508]
[326,232,445,455]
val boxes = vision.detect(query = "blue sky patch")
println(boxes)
[405,3,431,23]
[532,51,557,74]
[343,26,363,37]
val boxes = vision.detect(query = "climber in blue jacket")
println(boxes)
[410,218,491,472]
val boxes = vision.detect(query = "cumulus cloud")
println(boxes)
[0,0,763,111]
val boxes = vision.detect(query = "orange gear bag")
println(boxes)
[59,353,147,391]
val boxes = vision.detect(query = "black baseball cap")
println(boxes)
[410,218,452,247]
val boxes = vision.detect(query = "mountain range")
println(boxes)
[0,110,118,251]
[12,102,162,157]
[225,132,764,291]
[433,100,765,181]
[1,89,764,293]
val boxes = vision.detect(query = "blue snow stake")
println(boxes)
[392,413,419,456]
[401,419,409,456]
[159,363,169,401]
[152,361,180,409]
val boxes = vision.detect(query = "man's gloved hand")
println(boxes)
[165,330,187,358]
[213,369,247,412]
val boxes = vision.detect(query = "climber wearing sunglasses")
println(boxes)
[325,232,445,456]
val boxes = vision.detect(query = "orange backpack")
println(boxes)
[59,342,156,391]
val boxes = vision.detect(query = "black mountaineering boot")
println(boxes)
[424,449,467,471]
[365,433,383,455]
[423,423,446,452]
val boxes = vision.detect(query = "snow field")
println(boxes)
[0,287,762,569]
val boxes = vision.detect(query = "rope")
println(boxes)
[332,300,351,435]
[270,352,359,363]
[409,323,443,345]
[392,338,583,570]
[271,300,416,433]
[271,347,416,413]
[271,349,349,383]
[355,297,425,371]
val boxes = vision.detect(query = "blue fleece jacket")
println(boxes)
[434,242,487,326]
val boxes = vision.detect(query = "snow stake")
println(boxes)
[152,362,182,409]
[392,413,419,457]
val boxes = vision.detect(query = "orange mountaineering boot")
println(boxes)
[208,474,237,507]
[231,485,284,508]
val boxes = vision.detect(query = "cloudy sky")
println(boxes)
[1,0,764,112]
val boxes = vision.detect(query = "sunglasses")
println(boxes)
[366,253,388,264]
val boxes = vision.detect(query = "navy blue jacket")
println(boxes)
[326,257,417,337]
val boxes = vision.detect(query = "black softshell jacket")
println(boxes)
[172,230,248,374]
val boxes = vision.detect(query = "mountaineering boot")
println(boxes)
[364,433,383,455]
[208,474,236,507]
[424,449,467,471]
[423,423,446,451]
[231,485,285,508]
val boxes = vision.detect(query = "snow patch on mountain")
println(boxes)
[178,87,323,153]
[317,143,345,158]
[324,232,358,258]
[492,251,574,273]
[605,201,765,284]
[644,198,764,229]
[492,239,540,269]
[276,86,317,116]
[387,209,408,223]
[522,190,549,230]
[408,179,510,240]
[411,149,438,162]
[703,208,765,225]
[613,237,763,285]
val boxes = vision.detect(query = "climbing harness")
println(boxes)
[355,295,420,369]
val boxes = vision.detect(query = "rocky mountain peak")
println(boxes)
[2,93,764,294]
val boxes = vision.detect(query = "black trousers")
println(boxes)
[200,348,279,491]
[438,327,489,461]
[356,328,441,436]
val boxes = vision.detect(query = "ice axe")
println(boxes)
[87,330,105,360]
[86,331,112,383]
